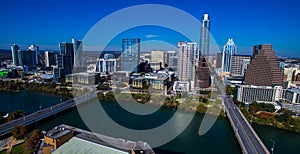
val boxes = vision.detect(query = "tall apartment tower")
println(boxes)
[121,38,140,72]
[72,38,83,67]
[11,44,20,66]
[177,42,197,89]
[222,38,237,72]
[199,14,210,57]
[244,44,284,86]
[151,50,165,67]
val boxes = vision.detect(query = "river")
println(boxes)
[1,91,300,154]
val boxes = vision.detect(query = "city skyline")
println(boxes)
[0,0,300,57]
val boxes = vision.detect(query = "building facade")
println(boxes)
[230,55,251,76]
[45,51,56,67]
[11,44,20,66]
[96,54,117,73]
[244,44,284,86]
[166,51,177,70]
[177,42,197,89]
[121,38,140,72]
[151,50,165,67]
[222,38,237,72]
[237,85,283,104]
[72,38,83,67]
[195,55,211,88]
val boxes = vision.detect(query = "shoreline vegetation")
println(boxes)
[226,86,300,134]
[97,91,226,117]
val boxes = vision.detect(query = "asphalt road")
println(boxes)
[224,96,269,154]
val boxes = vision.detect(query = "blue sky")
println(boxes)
[0,0,300,57]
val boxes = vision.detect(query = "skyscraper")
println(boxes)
[72,38,83,67]
[11,44,20,66]
[18,50,36,67]
[121,38,140,72]
[28,44,39,66]
[45,51,56,67]
[177,42,197,89]
[245,44,284,86]
[199,14,210,57]
[222,38,237,72]
[151,50,165,67]
[59,42,74,69]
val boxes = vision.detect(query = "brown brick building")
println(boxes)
[244,44,284,86]
[195,55,211,88]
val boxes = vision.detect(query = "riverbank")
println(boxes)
[239,103,300,134]
[98,91,226,117]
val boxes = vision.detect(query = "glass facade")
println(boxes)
[121,38,140,72]
[222,38,237,72]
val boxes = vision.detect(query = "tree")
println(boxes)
[23,129,43,154]
[12,125,27,140]
[8,110,26,121]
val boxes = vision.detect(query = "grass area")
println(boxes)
[10,143,24,154]
[0,150,8,154]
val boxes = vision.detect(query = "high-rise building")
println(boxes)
[18,50,36,67]
[230,55,251,76]
[121,38,140,72]
[72,38,83,67]
[45,51,56,67]
[28,44,39,66]
[11,44,20,66]
[222,38,237,72]
[199,14,210,57]
[166,51,177,70]
[151,50,165,67]
[177,42,197,89]
[245,44,284,86]
[196,55,211,88]
[59,42,74,67]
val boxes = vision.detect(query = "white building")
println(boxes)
[177,42,197,90]
[96,54,117,73]
[173,81,190,92]
[237,85,283,104]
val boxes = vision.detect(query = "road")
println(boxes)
[224,96,269,154]
[211,67,269,154]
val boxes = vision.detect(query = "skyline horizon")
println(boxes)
[1,0,300,58]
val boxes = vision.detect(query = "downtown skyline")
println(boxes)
[0,0,300,57]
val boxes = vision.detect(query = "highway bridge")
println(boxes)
[212,69,270,154]
[0,92,97,137]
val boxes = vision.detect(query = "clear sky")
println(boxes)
[0,0,299,57]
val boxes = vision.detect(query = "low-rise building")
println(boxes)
[65,73,100,85]
[43,124,154,154]
[237,85,283,104]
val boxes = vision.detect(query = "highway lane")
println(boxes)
[225,96,269,154]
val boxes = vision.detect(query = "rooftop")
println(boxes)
[45,126,72,139]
